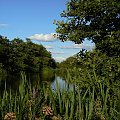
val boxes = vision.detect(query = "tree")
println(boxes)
[0,36,10,71]
[0,36,56,73]
[54,0,120,57]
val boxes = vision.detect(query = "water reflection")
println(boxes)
[0,69,72,94]
[0,73,21,94]
[51,76,73,91]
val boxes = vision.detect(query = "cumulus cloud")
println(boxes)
[51,51,64,54]
[29,33,57,42]
[0,24,8,27]
[44,45,53,49]
[61,43,95,50]
[54,57,66,62]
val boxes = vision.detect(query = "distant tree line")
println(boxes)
[0,36,56,73]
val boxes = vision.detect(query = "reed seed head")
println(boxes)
[4,112,16,120]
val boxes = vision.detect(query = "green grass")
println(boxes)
[0,71,120,120]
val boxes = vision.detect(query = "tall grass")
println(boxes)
[0,70,120,120]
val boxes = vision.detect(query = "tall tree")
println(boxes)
[54,0,120,57]
[0,36,56,73]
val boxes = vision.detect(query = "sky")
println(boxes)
[0,0,94,62]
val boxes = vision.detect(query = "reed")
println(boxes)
[0,70,120,120]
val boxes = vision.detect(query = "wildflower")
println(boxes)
[4,112,16,120]
[42,106,53,116]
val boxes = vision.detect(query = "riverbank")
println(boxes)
[0,72,120,120]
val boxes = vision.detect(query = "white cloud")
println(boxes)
[29,33,57,42]
[54,57,66,62]
[60,43,95,50]
[61,44,82,49]
[44,45,53,49]
[51,51,64,54]
[0,24,8,27]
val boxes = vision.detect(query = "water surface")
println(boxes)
[0,70,70,94]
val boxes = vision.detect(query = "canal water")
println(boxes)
[0,70,72,95]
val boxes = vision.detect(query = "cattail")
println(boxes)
[4,112,16,120]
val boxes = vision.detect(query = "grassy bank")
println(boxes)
[0,71,120,120]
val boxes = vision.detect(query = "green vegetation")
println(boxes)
[0,72,120,120]
[0,36,56,73]
[54,0,120,85]
[0,0,120,119]
[54,0,120,57]
[54,0,120,119]
[58,49,120,84]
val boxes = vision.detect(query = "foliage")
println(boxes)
[0,36,56,73]
[77,50,120,82]
[0,72,120,120]
[57,56,77,69]
[58,49,120,84]
[54,0,120,57]
[54,1,120,118]
[54,0,120,97]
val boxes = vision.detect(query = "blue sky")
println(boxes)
[0,0,94,62]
